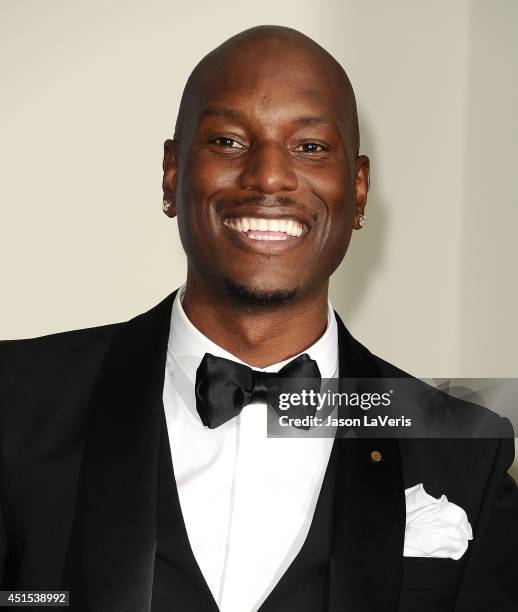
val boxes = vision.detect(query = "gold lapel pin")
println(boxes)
[370,450,382,463]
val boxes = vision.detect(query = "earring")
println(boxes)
[356,214,366,228]
[162,199,173,213]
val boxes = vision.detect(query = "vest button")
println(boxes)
[370,450,382,463]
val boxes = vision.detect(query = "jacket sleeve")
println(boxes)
[454,417,518,610]
[0,494,6,586]
[0,343,7,586]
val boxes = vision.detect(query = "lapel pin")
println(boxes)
[370,450,382,463]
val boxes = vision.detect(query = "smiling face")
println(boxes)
[163,27,369,305]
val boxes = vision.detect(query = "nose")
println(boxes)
[239,141,298,193]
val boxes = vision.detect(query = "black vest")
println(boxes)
[151,411,338,612]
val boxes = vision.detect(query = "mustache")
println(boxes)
[214,195,317,221]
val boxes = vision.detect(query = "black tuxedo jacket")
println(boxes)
[1,289,517,611]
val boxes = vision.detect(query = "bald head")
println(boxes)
[174,25,360,158]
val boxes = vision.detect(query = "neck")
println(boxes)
[181,276,329,368]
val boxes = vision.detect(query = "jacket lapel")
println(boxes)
[328,313,406,611]
[67,291,177,612]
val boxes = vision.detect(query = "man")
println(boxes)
[1,25,517,612]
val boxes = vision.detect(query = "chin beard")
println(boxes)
[223,278,298,306]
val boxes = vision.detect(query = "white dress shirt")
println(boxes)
[162,285,339,612]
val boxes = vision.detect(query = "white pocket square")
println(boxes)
[404,483,473,560]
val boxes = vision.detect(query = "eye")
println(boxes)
[293,142,328,154]
[210,136,245,150]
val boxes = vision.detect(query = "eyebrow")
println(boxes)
[293,115,340,131]
[197,107,243,125]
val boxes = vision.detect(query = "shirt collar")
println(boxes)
[168,283,339,383]
[166,284,339,422]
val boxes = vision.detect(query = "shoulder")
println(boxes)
[0,291,177,418]
[340,318,512,439]
[0,322,126,434]
[1,322,123,385]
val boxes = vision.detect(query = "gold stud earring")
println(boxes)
[356,214,366,228]
[162,199,173,213]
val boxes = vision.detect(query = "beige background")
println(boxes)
[1,1,517,477]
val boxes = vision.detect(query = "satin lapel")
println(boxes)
[328,312,406,612]
[74,291,176,612]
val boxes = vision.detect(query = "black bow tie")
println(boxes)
[195,352,322,429]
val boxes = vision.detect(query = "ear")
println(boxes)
[162,139,179,218]
[353,155,370,229]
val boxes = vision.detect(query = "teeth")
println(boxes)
[248,234,288,241]
[224,217,305,237]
